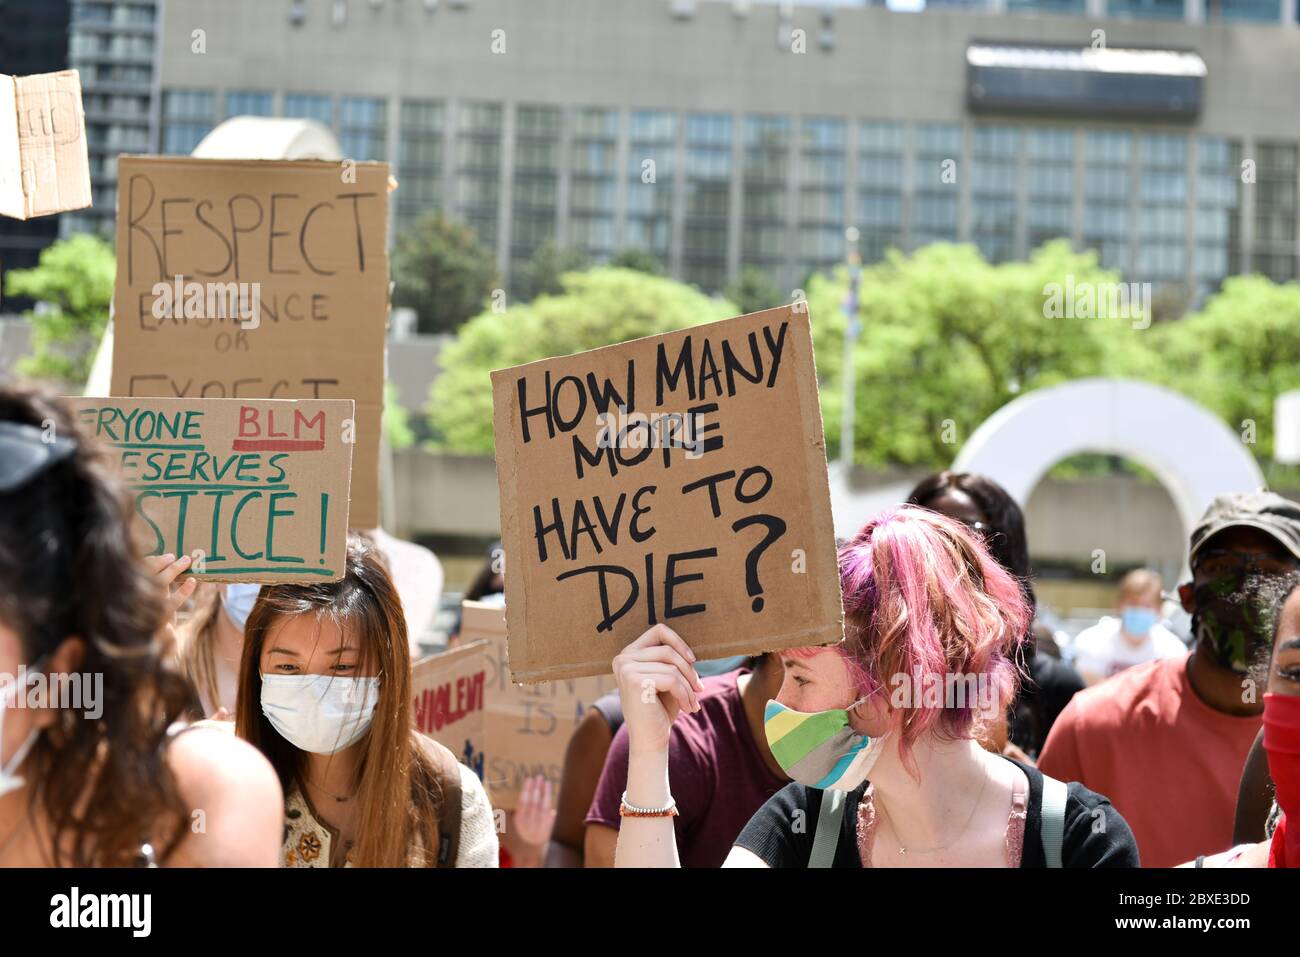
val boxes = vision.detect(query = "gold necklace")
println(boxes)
[303,776,355,803]
[876,770,990,857]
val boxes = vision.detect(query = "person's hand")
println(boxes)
[149,552,196,652]
[513,774,557,848]
[611,624,704,755]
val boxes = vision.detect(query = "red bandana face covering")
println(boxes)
[1263,692,1300,868]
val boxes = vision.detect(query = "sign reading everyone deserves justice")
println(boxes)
[71,396,354,583]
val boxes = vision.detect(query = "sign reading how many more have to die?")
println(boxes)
[69,396,355,583]
[491,304,845,683]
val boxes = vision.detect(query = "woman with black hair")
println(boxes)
[0,385,282,867]
[906,470,1084,758]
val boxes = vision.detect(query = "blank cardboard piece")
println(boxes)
[71,396,354,582]
[0,70,91,219]
[109,155,390,527]
[491,304,844,683]
[458,600,617,811]
[370,527,446,657]
[412,639,488,774]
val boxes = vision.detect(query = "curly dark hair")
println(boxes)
[0,384,194,866]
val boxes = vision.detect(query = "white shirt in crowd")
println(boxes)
[1070,615,1188,682]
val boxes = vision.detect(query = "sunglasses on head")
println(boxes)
[1193,547,1298,579]
[960,519,1005,546]
[0,421,76,493]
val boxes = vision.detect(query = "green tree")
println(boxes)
[428,267,737,453]
[609,248,663,275]
[5,234,115,385]
[514,240,588,303]
[1136,273,1300,469]
[810,240,1150,469]
[391,213,498,334]
[383,381,415,451]
[724,265,785,316]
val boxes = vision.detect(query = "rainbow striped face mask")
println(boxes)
[764,698,889,792]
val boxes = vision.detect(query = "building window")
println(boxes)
[568,108,618,262]
[397,99,445,232]
[284,93,333,126]
[339,97,386,161]
[161,88,216,155]
[626,110,676,267]
[1137,133,1189,288]
[1253,141,1298,283]
[856,121,903,264]
[1026,127,1074,253]
[1007,0,1086,12]
[1194,137,1242,302]
[1206,0,1282,20]
[798,118,847,280]
[226,90,274,119]
[741,116,790,283]
[912,123,960,249]
[972,125,1019,264]
[683,113,732,293]
[455,101,503,250]
[509,104,560,276]
[1083,129,1132,273]
[1106,0,1185,17]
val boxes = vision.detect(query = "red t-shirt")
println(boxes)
[585,669,788,868]
[1038,653,1261,867]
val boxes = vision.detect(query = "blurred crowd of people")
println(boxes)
[1,382,1298,870]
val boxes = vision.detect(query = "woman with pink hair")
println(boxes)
[611,506,1139,867]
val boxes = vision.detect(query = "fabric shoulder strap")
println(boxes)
[809,789,846,868]
[1039,774,1069,869]
[427,741,463,868]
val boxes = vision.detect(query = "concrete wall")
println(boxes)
[391,448,504,538]
[391,446,1297,570]
[387,334,448,412]
[0,317,32,381]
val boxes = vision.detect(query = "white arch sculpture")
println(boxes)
[191,117,343,161]
[829,377,1265,542]
[951,377,1265,540]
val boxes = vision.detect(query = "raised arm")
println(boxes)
[610,625,703,868]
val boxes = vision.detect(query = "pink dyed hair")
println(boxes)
[788,505,1030,770]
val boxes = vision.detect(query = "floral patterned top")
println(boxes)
[281,761,499,868]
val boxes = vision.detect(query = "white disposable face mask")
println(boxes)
[222,584,261,631]
[260,674,381,755]
[0,660,44,799]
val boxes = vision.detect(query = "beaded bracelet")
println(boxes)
[619,791,679,818]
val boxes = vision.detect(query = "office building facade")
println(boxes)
[148,0,1300,307]
[0,0,71,305]
[64,0,161,238]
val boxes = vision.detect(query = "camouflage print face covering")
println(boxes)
[1192,574,1276,675]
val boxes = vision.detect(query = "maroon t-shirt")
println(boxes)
[585,668,788,867]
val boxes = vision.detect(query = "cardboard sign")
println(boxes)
[412,639,488,777]
[0,70,92,219]
[71,396,354,582]
[491,304,843,682]
[109,156,390,527]
[459,601,617,811]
